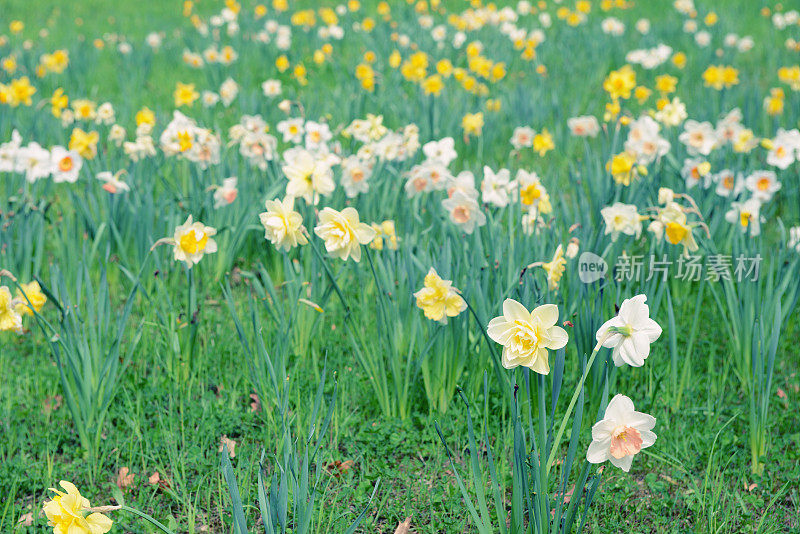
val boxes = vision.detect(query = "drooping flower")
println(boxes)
[542,244,567,290]
[413,268,466,324]
[487,299,569,374]
[314,207,375,262]
[0,286,23,333]
[15,281,46,316]
[42,480,113,534]
[586,394,656,472]
[259,197,308,251]
[596,294,662,367]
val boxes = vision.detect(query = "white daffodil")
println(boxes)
[586,394,656,472]
[596,294,662,367]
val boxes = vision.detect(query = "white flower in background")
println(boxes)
[240,132,278,170]
[510,126,535,149]
[340,155,372,198]
[567,115,601,137]
[50,146,83,183]
[219,78,239,107]
[259,196,308,251]
[202,91,220,107]
[654,97,687,127]
[304,121,333,151]
[213,177,238,208]
[487,299,569,373]
[422,137,457,166]
[681,158,712,189]
[145,32,162,49]
[447,171,479,200]
[601,17,625,36]
[97,171,130,194]
[314,207,375,262]
[601,203,642,241]
[625,115,670,164]
[0,130,22,172]
[725,198,764,236]
[713,169,744,198]
[766,129,800,170]
[715,108,743,145]
[277,118,305,144]
[635,18,651,34]
[108,124,127,147]
[596,295,662,367]
[587,394,656,472]
[404,160,451,197]
[788,226,800,252]
[745,171,781,202]
[283,147,336,205]
[694,30,711,47]
[679,120,717,156]
[16,142,51,183]
[481,166,513,207]
[96,102,115,125]
[261,79,282,97]
[442,191,486,234]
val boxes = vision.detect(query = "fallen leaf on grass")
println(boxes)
[42,394,63,414]
[394,516,412,534]
[116,467,135,491]
[325,459,354,477]
[219,435,237,458]
[17,512,33,526]
[249,393,261,413]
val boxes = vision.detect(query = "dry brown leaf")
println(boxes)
[219,435,237,458]
[325,459,355,477]
[249,393,261,413]
[116,467,135,491]
[17,512,33,526]
[394,516,412,534]
[42,394,63,414]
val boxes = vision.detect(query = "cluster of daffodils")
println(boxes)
[0,130,84,183]
[0,278,47,335]
[601,189,706,255]
[487,295,661,472]
[159,111,221,169]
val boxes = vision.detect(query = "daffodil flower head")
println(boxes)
[259,196,308,251]
[596,294,662,367]
[43,481,113,534]
[413,268,466,324]
[0,285,23,333]
[15,280,47,316]
[487,299,569,374]
[152,215,218,268]
[313,206,375,262]
[586,394,656,472]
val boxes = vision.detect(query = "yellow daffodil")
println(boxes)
[15,281,46,316]
[43,481,113,534]
[0,286,23,334]
[314,207,375,262]
[413,268,466,324]
[487,299,569,373]
[259,197,308,251]
[174,82,199,107]
[542,245,567,290]
[153,216,218,268]
[68,128,99,159]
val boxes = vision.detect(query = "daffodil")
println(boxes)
[595,295,662,367]
[0,286,23,333]
[259,197,308,251]
[586,395,656,472]
[413,268,466,323]
[542,245,567,290]
[487,299,568,373]
[314,207,375,262]
[153,216,218,268]
[15,281,46,316]
[43,481,113,534]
